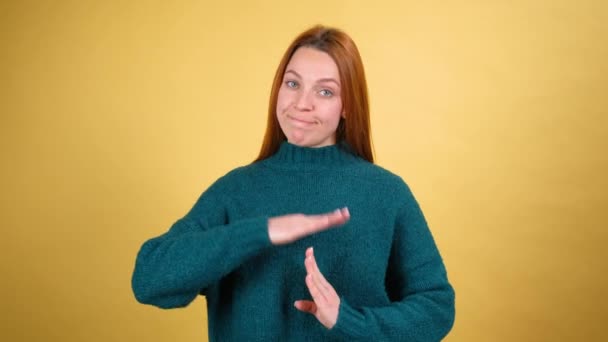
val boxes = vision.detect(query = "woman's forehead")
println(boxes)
[285,47,340,82]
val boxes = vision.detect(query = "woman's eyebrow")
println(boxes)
[285,69,302,78]
[317,78,340,87]
[285,69,340,87]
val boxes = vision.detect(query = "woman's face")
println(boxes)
[276,47,343,148]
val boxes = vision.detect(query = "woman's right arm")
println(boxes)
[131,182,349,310]
[131,185,272,309]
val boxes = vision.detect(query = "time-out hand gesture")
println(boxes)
[268,208,350,245]
[294,247,341,329]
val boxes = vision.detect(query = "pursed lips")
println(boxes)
[287,114,316,125]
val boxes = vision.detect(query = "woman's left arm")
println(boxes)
[297,186,455,341]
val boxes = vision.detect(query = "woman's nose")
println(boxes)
[294,90,314,111]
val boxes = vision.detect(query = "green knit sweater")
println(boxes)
[132,142,455,341]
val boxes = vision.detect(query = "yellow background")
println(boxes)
[2,0,607,341]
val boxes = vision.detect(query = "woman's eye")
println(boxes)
[319,89,333,97]
[285,80,298,88]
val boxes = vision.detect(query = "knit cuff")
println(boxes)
[327,297,370,340]
[232,216,272,253]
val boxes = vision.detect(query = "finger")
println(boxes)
[305,257,332,306]
[310,249,332,290]
[306,248,333,294]
[305,273,328,306]
[294,300,317,314]
[326,207,350,226]
[309,208,350,231]
[340,207,350,220]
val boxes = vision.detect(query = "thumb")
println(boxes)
[294,300,317,314]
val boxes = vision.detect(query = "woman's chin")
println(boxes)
[288,139,312,148]
[287,133,336,148]
[287,132,311,147]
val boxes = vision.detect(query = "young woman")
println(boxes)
[132,25,455,341]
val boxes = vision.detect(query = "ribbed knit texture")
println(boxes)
[132,141,455,341]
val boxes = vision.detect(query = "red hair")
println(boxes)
[255,25,374,163]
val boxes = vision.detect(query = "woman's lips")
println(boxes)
[287,114,316,125]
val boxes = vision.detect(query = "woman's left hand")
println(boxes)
[294,247,340,329]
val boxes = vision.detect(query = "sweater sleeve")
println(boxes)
[329,184,455,341]
[131,181,272,309]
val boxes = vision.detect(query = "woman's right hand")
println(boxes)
[268,207,350,245]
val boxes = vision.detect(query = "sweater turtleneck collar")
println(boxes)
[263,141,360,170]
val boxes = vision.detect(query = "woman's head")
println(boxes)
[256,25,374,162]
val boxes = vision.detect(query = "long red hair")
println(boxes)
[255,25,374,163]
